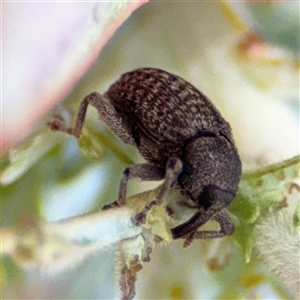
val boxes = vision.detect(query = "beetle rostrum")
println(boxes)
[49,68,242,242]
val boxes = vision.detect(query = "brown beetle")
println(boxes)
[49,68,241,242]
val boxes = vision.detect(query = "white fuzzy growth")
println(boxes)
[255,211,300,299]
[38,207,142,273]
[46,207,141,248]
[2,207,142,274]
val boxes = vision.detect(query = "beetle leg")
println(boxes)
[182,211,234,247]
[171,185,234,239]
[102,164,164,210]
[117,164,165,205]
[49,92,136,144]
[135,157,183,224]
[191,210,235,238]
[48,92,95,137]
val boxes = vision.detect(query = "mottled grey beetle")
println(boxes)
[49,68,242,242]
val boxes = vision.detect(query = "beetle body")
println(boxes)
[104,68,241,220]
[50,68,242,240]
[105,69,234,165]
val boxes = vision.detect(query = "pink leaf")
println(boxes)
[2,1,147,152]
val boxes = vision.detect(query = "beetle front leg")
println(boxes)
[182,210,234,247]
[192,210,235,239]
[171,185,235,240]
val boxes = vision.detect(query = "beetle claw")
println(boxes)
[134,211,147,225]
[102,200,121,210]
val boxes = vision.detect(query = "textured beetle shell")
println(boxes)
[105,68,234,168]
[179,135,241,202]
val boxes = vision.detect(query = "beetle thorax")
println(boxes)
[178,135,241,206]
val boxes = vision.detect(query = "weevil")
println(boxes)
[49,68,242,242]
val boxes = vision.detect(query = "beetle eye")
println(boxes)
[197,187,212,209]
